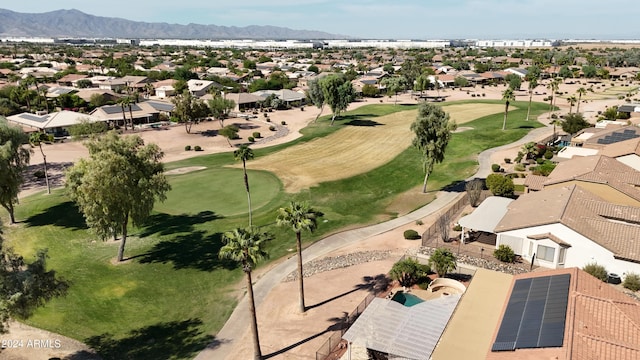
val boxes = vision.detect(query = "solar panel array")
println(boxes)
[20,113,47,123]
[492,273,570,352]
[596,129,639,145]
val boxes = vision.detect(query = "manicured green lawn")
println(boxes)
[1,99,547,359]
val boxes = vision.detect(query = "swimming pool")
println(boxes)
[391,291,424,307]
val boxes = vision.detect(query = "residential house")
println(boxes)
[599,136,640,170]
[223,92,264,111]
[57,74,89,87]
[187,79,221,97]
[6,110,106,137]
[252,89,306,107]
[153,79,177,99]
[90,100,174,126]
[494,184,640,275]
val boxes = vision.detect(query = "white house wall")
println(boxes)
[617,154,640,171]
[497,223,640,278]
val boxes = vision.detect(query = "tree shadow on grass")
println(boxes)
[344,119,384,127]
[83,318,217,360]
[517,124,537,129]
[137,211,221,238]
[337,113,378,123]
[136,230,236,271]
[24,201,88,230]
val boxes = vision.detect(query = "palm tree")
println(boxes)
[501,88,515,131]
[526,77,538,121]
[276,201,323,313]
[117,96,130,131]
[576,87,587,113]
[428,248,457,277]
[234,145,254,227]
[567,95,577,114]
[29,132,54,194]
[547,78,561,120]
[219,227,271,360]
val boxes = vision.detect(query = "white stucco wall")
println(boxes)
[497,223,640,279]
[617,154,640,171]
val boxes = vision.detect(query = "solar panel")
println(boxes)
[492,274,570,352]
[20,113,47,123]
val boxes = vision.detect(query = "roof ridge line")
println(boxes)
[576,332,640,352]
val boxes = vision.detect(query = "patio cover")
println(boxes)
[458,196,514,233]
[342,294,461,360]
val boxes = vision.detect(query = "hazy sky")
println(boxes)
[4,1,640,39]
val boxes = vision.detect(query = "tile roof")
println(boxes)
[543,155,640,203]
[599,136,640,157]
[487,268,640,360]
[524,174,547,191]
[527,233,572,247]
[496,185,640,263]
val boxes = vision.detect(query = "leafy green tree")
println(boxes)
[171,90,210,134]
[219,125,240,147]
[381,76,408,105]
[306,78,324,122]
[576,87,587,113]
[29,132,54,194]
[411,102,457,193]
[89,93,109,108]
[501,88,515,131]
[66,132,171,261]
[0,121,30,224]
[208,95,235,127]
[76,79,93,89]
[582,65,598,78]
[319,74,355,126]
[68,118,108,139]
[276,201,323,313]
[389,258,426,288]
[219,227,271,360]
[558,65,573,80]
[307,64,319,74]
[428,248,456,277]
[414,73,431,98]
[505,74,522,90]
[234,145,254,227]
[453,76,469,88]
[0,227,68,333]
[361,84,380,97]
[561,113,591,135]
[520,142,540,161]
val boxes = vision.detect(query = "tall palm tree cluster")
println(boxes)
[219,145,323,359]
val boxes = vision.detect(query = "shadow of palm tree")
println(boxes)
[306,274,390,310]
[83,318,216,360]
[263,313,348,358]
[136,230,235,271]
[137,211,221,238]
[24,201,88,230]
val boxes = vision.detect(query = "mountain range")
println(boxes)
[0,9,343,40]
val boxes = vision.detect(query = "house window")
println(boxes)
[558,247,566,265]
[537,245,555,262]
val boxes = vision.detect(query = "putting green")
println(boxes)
[154,167,281,216]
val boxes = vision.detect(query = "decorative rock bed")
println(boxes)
[283,250,392,282]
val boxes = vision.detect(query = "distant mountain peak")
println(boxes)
[0,8,345,39]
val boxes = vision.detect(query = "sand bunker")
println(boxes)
[164,166,207,175]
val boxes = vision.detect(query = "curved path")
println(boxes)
[195,114,556,359]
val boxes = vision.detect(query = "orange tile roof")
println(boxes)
[487,268,640,360]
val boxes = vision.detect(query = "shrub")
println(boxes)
[491,164,501,172]
[281,121,287,125]
[504,158,511,164]
[514,163,526,172]
[583,262,608,282]
[429,248,457,277]
[493,244,516,263]
[389,258,427,287]
[194,145,202,151]
[453,224,462,231]
[269,125,276,131]
[266,118,271,122]
[252,131,261,138]
[623,273,640,291]
[415,220,424,226]
[33,169,46,179]
[486,174,514,197]
[184,145,192,151]
[403,229,421,240]
[248,136,255,142]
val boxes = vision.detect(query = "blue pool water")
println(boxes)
[391,292,424,307]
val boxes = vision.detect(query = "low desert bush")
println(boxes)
[493,244,516,263]
[403,229,421,240]
[623,273,640,291]
[248,136,255,142]
[194,145,202,151]
[491,164,501,172]
[583,262,608,282]
[184,145,191,151]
